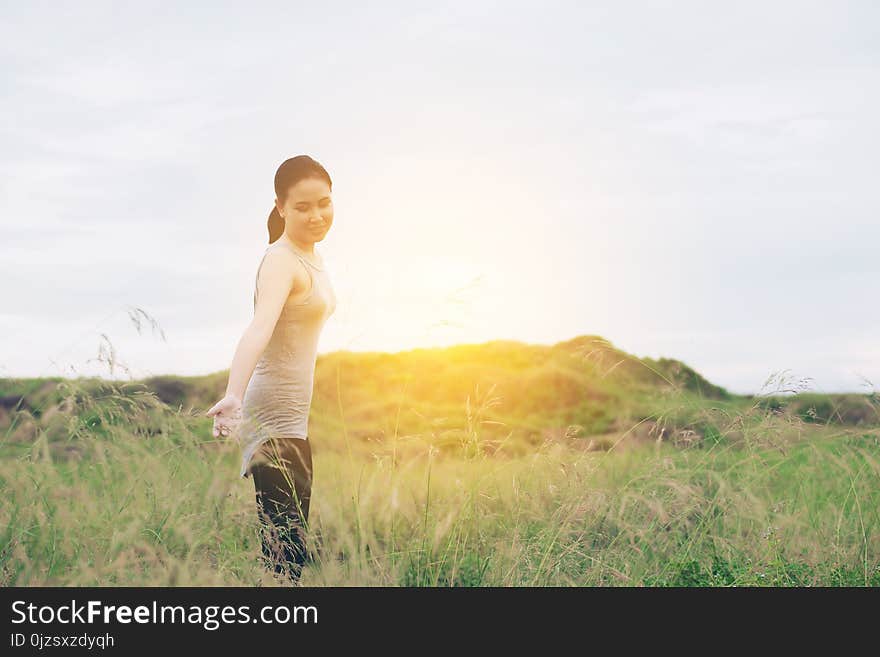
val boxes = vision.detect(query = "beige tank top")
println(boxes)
[238,240,336,478]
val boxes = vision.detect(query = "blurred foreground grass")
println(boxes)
[1,338,878,586]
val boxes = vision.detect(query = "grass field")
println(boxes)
[2,337,878,586]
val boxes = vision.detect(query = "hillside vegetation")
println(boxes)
[1,335,878,586]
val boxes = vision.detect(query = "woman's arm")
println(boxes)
[223,321,273,402]
[226,248,299,399]
[207,248,299,436]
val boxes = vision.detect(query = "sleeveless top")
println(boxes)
[238,240,337,478]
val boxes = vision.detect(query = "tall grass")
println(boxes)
[1,367,878,586]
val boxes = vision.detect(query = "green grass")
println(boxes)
[1,366,878,586]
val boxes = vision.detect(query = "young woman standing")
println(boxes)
[206,155,337,584]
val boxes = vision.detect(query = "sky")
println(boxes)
[1,1,878,396]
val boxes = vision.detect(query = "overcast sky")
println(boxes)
[2,1,878,396]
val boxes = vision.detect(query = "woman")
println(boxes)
[206,155,337,584]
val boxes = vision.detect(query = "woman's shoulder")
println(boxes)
[264,242,300,262]
[313,247,327,269]
[256,243,302,279]
[265,240,326,271]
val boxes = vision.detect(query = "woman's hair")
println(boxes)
[267,155,333,244]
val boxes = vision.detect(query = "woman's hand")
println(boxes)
[206,394,243,438]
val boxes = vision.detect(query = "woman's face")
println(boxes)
[277,177,333,243]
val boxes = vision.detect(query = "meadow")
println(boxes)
[2,335,878,586]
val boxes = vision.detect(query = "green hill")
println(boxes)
[1,334,878,586]
[2,335,875,462]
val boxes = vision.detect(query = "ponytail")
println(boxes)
[267,206,284,244]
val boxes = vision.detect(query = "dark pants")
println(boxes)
[249,436,313,584]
